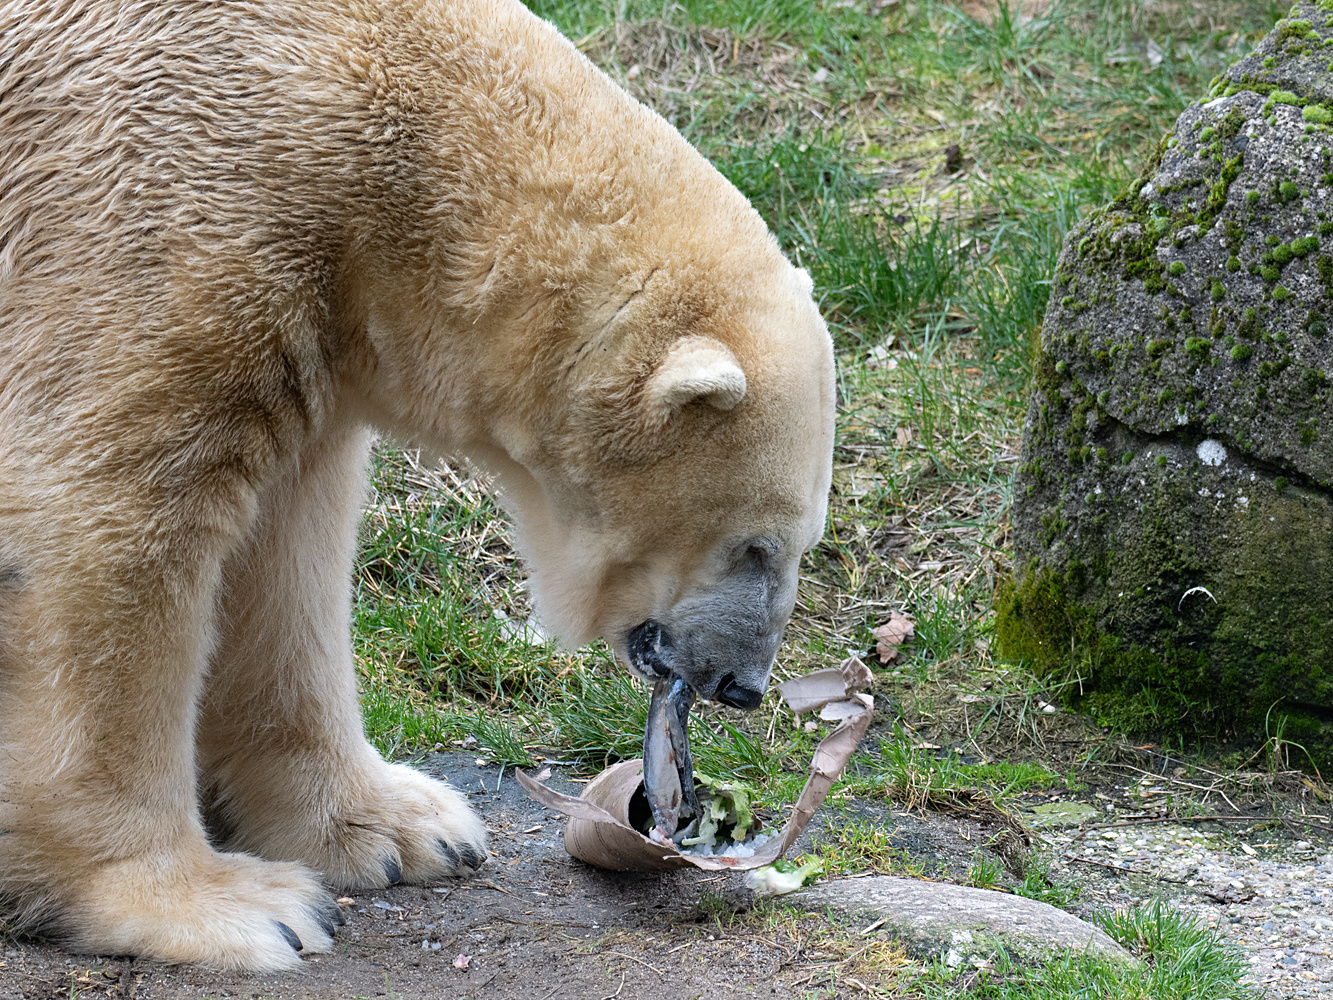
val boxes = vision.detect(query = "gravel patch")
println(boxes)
[1044,822,1333,997]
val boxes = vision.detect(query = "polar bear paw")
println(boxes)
[65,849,338,972]
[218,758,489,891]
[319,761,489,890]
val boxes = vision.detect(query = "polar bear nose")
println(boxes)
[715,674,764,710]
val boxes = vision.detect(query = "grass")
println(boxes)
[351,0,1287,777]
[348,1,1288,996]
[914,901,1255,999]
[965,851,1005,890]
[810,814,928,877]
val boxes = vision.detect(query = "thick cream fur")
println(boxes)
[0,0,835,973]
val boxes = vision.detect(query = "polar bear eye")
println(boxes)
[739,536,779,570]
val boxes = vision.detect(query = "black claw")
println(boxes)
[436,838,462,870]
[275,921,303,953]
[458,844,484,870]
[309,902,343,935]
[383,857,402,885]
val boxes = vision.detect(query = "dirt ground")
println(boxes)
[0,752,981,1000]
[2,745,1329,1000]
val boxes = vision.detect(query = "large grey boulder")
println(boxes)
[999,2,1333,768]
[794,876,1131,965]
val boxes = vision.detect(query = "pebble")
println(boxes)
[1044,824,1333,996]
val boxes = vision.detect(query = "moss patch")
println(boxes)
[1005,342,1333,770]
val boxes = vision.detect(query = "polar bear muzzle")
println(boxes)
[628,617,775,709]
[623,536,792,709]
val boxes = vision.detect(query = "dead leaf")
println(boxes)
[1203,885,1255,905]
[873,611,915,663]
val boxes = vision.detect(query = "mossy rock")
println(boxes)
[1001,1,1333,770]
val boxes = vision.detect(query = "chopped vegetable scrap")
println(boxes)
[743,856,825,896]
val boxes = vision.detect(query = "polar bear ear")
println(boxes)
[645,337,747,416]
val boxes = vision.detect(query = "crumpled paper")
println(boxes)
[516,657,874,872]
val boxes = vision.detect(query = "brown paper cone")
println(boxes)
[516,658,874,873]
[562,761,697,871]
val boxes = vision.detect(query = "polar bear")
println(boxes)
[0,0,835,973]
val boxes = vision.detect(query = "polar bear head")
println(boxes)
[366,242,832,711]
[357,17,835,709]
[495,258,834,709]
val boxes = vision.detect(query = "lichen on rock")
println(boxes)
[1000,1,1333,769]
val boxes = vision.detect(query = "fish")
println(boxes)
[666,677,700,822]
[642,676,697,842]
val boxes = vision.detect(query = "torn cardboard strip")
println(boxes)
[516,658,874,872]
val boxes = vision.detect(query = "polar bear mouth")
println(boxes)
[627,619,766,710]
[627,620,674,678]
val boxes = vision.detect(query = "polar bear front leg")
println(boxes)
[199,423,488,890]
[0,496,337,971]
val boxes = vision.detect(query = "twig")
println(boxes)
[494,915,594,929]
[600,971,626,1000]
[608,952,664,975]
[1107,762,1241,812]
[465,880,511,894]
[1282,815,1333,834]
[1063,854,1188,884]
[1082,815,1271,831]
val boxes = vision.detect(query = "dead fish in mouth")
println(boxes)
[642,676,698,844]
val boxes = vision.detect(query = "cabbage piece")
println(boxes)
[694,772,755,842]
[743,857,824,896]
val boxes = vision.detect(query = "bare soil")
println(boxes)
[0,752,981,1000]
[2,748,1329,999]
